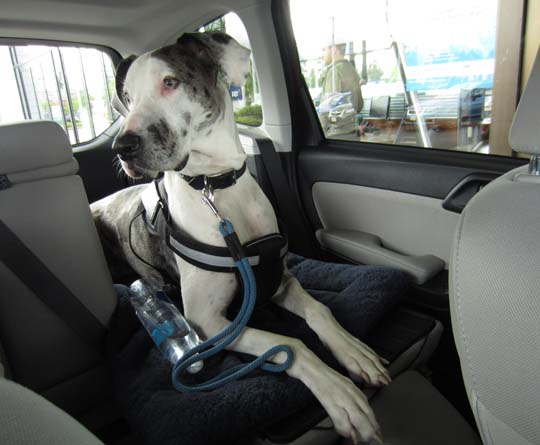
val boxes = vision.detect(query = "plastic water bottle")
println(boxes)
[129,280,204,374]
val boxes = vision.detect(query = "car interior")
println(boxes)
[0,0,539,444]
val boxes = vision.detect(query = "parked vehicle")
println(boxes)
[316,91,358,136]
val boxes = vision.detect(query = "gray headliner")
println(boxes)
[0,0,263,55]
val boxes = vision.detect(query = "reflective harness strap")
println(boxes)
[140,179,288,273]
[166,228,288,272]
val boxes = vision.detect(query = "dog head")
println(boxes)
[113,32,251,178]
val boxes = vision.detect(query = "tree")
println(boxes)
[384,65,399,83]
[205,17,226,32]
[309,68,316,88]
[243,60,259,106]
[367,63,384,82]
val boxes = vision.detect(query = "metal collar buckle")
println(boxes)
[201,180,224,222]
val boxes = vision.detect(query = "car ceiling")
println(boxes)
[0,0,265,56]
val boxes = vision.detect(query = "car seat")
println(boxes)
[0,121,117,429]
[449,45,540,444]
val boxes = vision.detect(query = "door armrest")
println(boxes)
[316,229,445,284]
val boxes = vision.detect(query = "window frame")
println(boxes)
[0,37,122,148]
[196,13,264,128]
[277,0,528,162]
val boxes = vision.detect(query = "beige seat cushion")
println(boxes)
[0,378,103,445]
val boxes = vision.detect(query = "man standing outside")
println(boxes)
[318,41,364,137]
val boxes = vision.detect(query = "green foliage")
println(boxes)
[236,115,261,126]
[367,63,384,82]
[244,70,254,106]
[205,17,226,32]
[235,104,262,116]
[71,96,80,113]
[309,69,316,88]
[385,65,399,83]
[243,61,259,106]
[79,93,87,109]
[234,104,262,127]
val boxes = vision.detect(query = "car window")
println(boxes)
[290,0,513,156]
[0,44,118,145]
[199,13,263,127]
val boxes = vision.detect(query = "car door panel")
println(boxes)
[313,182,455,276]
[297,143,526,272]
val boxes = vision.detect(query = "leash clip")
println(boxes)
[201,181,224,222]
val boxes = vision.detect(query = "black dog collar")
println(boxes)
[180,162,247,191]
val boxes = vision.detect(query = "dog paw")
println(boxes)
[326,329,391,386]
[313,366,382,444]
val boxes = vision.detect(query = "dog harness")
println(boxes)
[140,162,288,306]
[172,216,294,392]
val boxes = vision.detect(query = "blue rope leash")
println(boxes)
[171,219,294,392]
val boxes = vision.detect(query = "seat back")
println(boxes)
[450,46,540,444]
[0,121,117,418]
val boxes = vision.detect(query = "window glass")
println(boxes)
[0,44,118,145]
[199,13,263,127]
[290,0,505,155]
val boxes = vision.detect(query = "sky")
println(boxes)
[0,47,25,123]
[289,0,498,59]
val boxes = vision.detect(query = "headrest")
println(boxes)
[509,45,540,155]
[0,121,75,176]
[111,90,128,118]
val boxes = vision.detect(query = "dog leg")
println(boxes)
[202,315,381,443]
[179,266,381,444]
[272,270,392,387]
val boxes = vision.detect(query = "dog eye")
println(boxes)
[163,77,179,89]
[123,91,131,105]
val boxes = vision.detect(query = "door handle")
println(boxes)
[442,173,498,213]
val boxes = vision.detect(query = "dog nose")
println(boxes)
[113,132,142,159]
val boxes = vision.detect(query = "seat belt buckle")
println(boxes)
[0,175,11,190]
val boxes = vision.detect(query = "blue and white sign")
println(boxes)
[230,85,243,101]
[392,0,498,92]
[405,44,495,91]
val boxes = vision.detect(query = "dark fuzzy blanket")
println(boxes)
[109,255,411,445]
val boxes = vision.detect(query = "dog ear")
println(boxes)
[114,55,137,114]
[177,32,251,86]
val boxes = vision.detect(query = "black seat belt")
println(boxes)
[256,138,318,258]
[0,219,107,347]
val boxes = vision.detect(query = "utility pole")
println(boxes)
[331,16,336,93]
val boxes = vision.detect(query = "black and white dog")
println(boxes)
[91,32,388,444]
